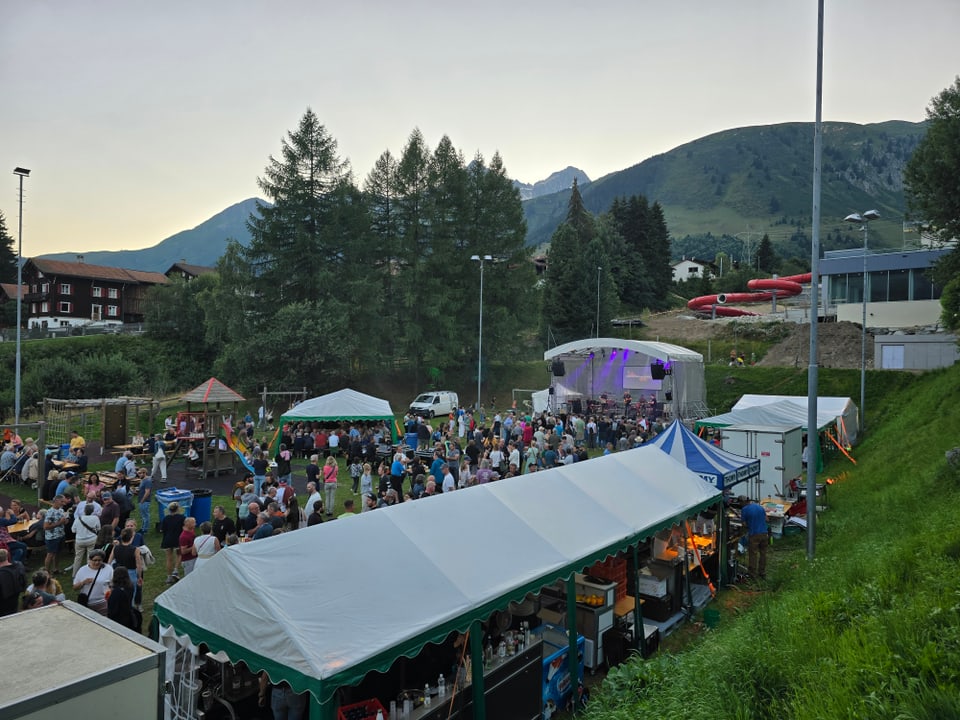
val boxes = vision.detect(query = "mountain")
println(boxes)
[40,198,262,271]
[521,120,926,252]
[513,166,591,200]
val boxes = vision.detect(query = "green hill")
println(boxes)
[523,120,925,255]
[582,360,960,720]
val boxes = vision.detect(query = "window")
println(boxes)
[40,282,49,293]
[58,301,73,313]
[107,305,119,317]
[888,270,909,302]
[108,288,119,299]
[30,303,36,314]
[92,286,103,298]
[40,302,49,313]
[913,270,935,301]
[869,271,887,303]
[91,304,102,321]
[60,283,72,295]
[829,274,848,304]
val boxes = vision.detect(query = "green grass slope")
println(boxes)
[585,362,960,720]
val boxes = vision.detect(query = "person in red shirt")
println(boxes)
[178,517,197,576]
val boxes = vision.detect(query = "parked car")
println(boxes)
[409,391,459,418]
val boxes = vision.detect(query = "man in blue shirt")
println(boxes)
[740,498,769,579]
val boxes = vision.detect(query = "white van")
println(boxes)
[409,391,459,418]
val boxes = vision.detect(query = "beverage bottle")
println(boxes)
[438,673,445,697]
[498,640,506,658]
[423,683,431,707]
[375,711,384,720]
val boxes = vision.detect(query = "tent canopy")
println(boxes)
[732,394,859,445]
[154,446,721,704]
[644,419,760,490]
[695,399,837,436]
[276,388,395,444]
[543,338,706,420]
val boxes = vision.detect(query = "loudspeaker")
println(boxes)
[548,386,555,395]
[650,363,666,380]
[664,392,672,402]
[571,399,582,414]
[552,360,566,376]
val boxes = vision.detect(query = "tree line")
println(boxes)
[144,108,676,397]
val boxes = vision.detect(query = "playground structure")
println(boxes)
[176,378,245,478]
[687,273,813,318]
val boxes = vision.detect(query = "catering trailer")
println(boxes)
[720,424,803,499]
[0,601,166,720]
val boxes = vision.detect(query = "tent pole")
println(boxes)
[633,545,644,658]
[470,620,487,719]
[309,692,336,720]
[567,575,579,714]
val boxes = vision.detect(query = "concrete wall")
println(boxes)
[836,299,943,329]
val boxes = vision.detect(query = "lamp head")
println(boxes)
[843,213,863,224]
[862,209,880,221]
[13,167,30,177]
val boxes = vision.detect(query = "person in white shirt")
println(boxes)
[71,504,101,578]
[303,482,322,520]
[441,464,456,493]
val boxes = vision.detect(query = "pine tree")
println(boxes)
[0,212,17,284]
[756,233,780,274]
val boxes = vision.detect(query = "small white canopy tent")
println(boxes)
[155,446,721,718]
[544,338,707,420]
[273,388,396,452]
[732,394,859,445]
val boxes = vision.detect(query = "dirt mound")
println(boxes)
[641,310,869,369]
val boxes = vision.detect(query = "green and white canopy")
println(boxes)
[274,388,396,450]
[154,446,720,704]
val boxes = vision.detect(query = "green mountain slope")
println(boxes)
[39,198,263,271]
[523,120,925,252]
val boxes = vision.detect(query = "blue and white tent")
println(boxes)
[644,419,760,490]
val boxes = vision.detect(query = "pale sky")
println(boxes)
[3,0,958,256]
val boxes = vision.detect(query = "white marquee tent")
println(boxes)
[272,388,396,452]
[155,446,721,718]
[732,394,859,445]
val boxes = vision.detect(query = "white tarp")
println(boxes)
[732,394,858,445]
[154,446,720,703]
[281,388,394,422]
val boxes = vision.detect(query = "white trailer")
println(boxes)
[1,601,166,720]
[720,423,803,499]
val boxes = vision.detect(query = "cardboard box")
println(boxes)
[636,574,668,598]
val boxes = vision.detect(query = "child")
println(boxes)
[359,463,373,498]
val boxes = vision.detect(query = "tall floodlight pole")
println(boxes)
[471,255,492,412]
[844,208,879,438]
[596,266,602,338]
[13,167,31,429]
[806,2,824,560]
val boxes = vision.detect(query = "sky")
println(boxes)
[2,0,959,256]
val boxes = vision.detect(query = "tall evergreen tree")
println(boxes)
[541,180,614,342]
[0,212,17,284]
[220,108,359,384]
[756,233,780,273]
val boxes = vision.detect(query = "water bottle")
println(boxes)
[438,673,445,697]
[498,640,506,658]
[423,683,431,707]
[375,710,384,720]
[389,700,396,719]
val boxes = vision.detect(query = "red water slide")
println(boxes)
[686,273,812,317]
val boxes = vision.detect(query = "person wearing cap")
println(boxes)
[275,476,292,512]
[362,492,378,513]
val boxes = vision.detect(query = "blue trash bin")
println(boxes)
[404,432,418,449]
[59,443,71,460]
[190,488,213,524]
[157,488,193,519]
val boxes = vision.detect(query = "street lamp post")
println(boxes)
[595,266,601,338]
[13,167,30,429]
[470,254,492,413]
[844,209,879,435]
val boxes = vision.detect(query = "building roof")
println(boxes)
[181,377,246,405]
[28,258,169,285]
[165,262,217,278]
[0,283,21,300]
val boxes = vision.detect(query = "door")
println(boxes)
[881,344,905,369]
[103,404,128,447]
